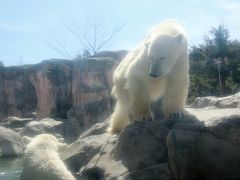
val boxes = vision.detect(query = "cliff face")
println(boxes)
[0,65,37,119]
[30,60,73,119]
[0,51,127,134]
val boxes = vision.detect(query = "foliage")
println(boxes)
[189,23,240,101]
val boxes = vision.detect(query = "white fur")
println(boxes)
[20,134,75,180]
[108,19,189,133]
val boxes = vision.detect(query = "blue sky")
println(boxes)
[0,0,240,66]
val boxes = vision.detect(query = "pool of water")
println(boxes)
[0,157,23,180]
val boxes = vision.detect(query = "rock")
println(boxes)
[66,58,118,140]
[62,133,113,173]
[0,65,37,121]
[187,107,240,122]
[114,121,169,172]
[79,120,108,139]
[63,107,240,180]
[167,114,240,179]
[2,116,33,129]
[127,163,172,180]
[63,120,172,179]
[21,118,64,137]
[78,135,128,180]
[190,96,218,108]
[0,126,24,157]
[190,92,240,108]
[30,60,73,119]
[0,51,126,129]
[90,50,128,60]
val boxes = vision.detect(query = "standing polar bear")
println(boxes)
[108,19,189,134]
[20,134,75,180]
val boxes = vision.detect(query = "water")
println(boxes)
[0,157,23,180]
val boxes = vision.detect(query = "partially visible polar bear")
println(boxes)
[108,19,189,134]
[20,134,75,180]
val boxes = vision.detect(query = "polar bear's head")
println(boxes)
[23,134,67,151]
[147,33,185,78]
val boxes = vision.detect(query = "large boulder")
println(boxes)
[21,118,64,137]
[63,119,172,179]
[62,108,240,179]
[0,126,24,157]
[1,116,33,129]
[167,114,240,179]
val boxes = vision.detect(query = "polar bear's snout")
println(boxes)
[149,61,163,78]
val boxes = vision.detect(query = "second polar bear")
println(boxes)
[20,134,75,180]
[108,19,189,134]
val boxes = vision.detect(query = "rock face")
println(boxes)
[0,126,24,157]
[30,60,73,119]
[62,108,240,180]
[0,65,37,121]
[66,58,117,140]
[0,51,127,140]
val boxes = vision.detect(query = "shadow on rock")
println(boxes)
[63,112,240,180]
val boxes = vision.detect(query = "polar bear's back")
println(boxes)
[20,134,75,180]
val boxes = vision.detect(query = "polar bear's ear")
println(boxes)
[58,142,67,151]
[22,136,32,145]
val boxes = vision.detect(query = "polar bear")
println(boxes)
[108,19,189,134]
[20,134,75,180]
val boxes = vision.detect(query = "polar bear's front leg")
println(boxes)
[163,76,188,118]
[162,59,189,118]
[128,79,151,123]
[108,100,130,134]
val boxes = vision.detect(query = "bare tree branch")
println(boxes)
[46,7,125,58]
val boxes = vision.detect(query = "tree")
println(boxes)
[46,10,124,59]
[204,23,230,60]
[189,22,240,101]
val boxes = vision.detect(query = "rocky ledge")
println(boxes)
[62,107,240,180]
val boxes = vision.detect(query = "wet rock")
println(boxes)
[0,126,24,157]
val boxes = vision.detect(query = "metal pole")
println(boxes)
[217,62,222,97]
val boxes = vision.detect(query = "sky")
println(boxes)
[0,0,240,66]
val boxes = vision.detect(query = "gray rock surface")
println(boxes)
[0,126,24,157]
[21,118,64,137]
[167,114,240,179]
[1,116,33,129]
[0,64,37,121]
[62,107,240,180]
[190,92,240,108]
[63,120,173,179]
